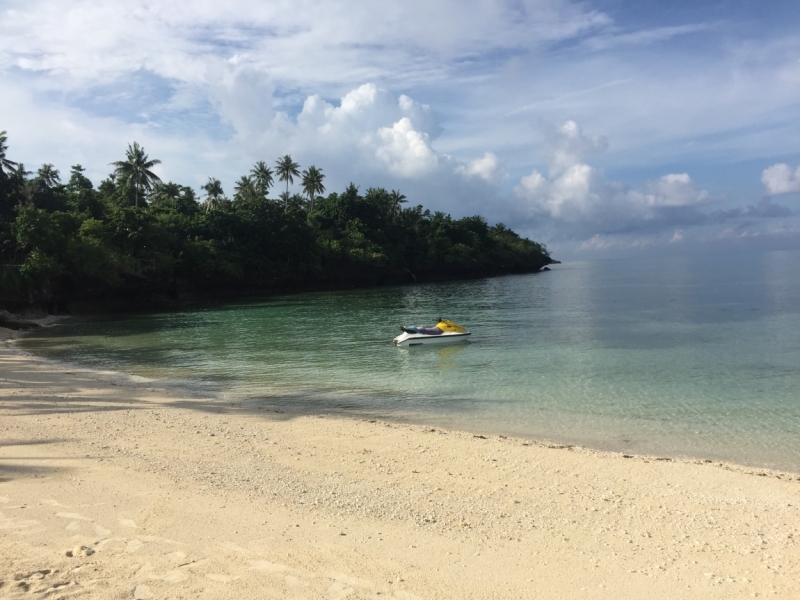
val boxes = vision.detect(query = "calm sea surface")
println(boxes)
[19,250,800,471]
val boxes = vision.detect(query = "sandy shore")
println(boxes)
[1,328,799,599]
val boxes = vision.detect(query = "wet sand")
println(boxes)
[1,327,799,599]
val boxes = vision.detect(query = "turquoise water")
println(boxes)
[20,250,800,471]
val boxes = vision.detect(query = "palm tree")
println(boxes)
[12,163,31,182]
[275,155,300,212]
[234,175,258,202]
[389,189,407,215]
[151,181,182,205]
[250,161,273,197]
[301,165,325,212]
[202,177,224,212]
[110,142,162,208]
[37,164,61,188]
[0,130,18,175]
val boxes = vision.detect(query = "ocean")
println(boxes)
[19,250,800,471]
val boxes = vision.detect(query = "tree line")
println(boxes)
[0,131,552,313]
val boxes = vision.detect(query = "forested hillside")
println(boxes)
[0,132,551,313]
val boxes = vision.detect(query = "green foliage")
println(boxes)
[0,134,551,310]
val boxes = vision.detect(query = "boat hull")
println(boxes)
[392,331,471,346]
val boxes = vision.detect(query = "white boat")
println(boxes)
[392,319,471,346]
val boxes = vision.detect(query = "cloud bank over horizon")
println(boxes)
[1,0,799,258]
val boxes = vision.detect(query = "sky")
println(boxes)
[1,0,799,259]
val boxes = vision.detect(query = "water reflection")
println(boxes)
[19,250,800,471]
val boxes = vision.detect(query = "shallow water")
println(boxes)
[20,250,800,471]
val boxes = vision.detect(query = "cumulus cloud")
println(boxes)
[374,118,439,178]
[196,80,504,213]
[456,152,507,183]
[502,120,800,256]
[3,0,800,260]
[761,163,800,195]
[280,83,445,179]
[511,121,710,237]
[547,120,608,176]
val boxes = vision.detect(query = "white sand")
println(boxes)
[1,327,798,599]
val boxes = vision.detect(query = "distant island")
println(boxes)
[0,132,552,314]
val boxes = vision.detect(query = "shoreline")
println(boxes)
[10,323,800,475]
[2,327,799,598]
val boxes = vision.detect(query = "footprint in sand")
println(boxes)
[66,521,80,531]
[126,539,144,553]
[0,496,10,503]
[94,524,111,536]
[119,518,136,528]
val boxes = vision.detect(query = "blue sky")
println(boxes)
[1,0,799,258]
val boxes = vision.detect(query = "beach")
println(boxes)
[1,327,799,599]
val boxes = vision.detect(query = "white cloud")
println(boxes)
[548,120,608,176]
[510,121,711,238]
[456,152,507,183]
[374,118,439,178]
[643,173,709,207]
[3,0,800,257]
[761,163,800,195]
[582,23,711,52]
[0,0,608,92]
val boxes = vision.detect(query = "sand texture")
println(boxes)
[1,328,799,599]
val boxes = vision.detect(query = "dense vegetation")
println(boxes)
[0,131,551,313]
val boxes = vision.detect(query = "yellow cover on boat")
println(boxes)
[436,319,468,333]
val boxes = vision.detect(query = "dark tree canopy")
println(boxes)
[0,136,551,313]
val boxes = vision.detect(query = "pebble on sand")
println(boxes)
[66,545,94,558]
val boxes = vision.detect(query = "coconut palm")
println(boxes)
[0,130,18,175]
[389,189,407,215]
[234,175,258,202]
[151,181,182,205]
[275,155,300,212]
[110,142,162,208]
[36,164,61,188]
[301,165,325,213]
[250,161,273,197]
[202,177,224,212]
[12,163,31,181]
